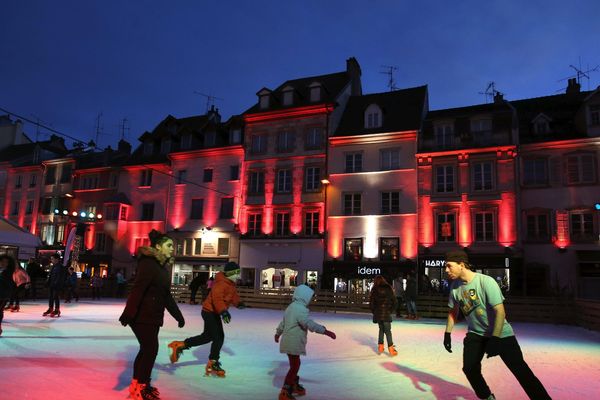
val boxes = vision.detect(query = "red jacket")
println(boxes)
[202,272,240,314]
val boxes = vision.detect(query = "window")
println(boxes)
[380,148,400,170]
[57,225,65,244]
[81,174,99,190]
[141,203,154,221]
[105,205,119,220]
[248,171,264,195]
[305,167,321,191]
[275,212,290,236]
[15,175,22,189]
[259,94,269,109]
[60,165,72,183]
[472,161,494,191]
[435,124,454,148]
[435,165,455,193]
[180,134,192,150]
[365,104,382,129]
[143,142,154,156]
[566,154,596,184]
[230,129,241,144]
[184,238,193,256]
[345,152,362,173]
[277,131,294,152]
[283,90,293,106]
[140,169,152,187]
[135,237,151,251]
[190,199,204,220]
[176,170,187,185]
[194,238,202,255]
[45,166,56,185]
[203,168,213,183]
[230,165,239,180]
[380,237,399,261]
[160,139,171,154]
[304,211,320,236]
[590,104,600,126]
[276,169,292,193]
[344,238,363,261]
[523,159,548,186]
[310,85,320,102]
[26,200,34,215]
[471,118,492,144]
[525,212,550,241]
[247,213,262,236]
[534,120,550,135]
[220,197,234,219]
[120,206,128,221]
[174,239,184,255]
[204,131,216,147]
[84,204,97,215]
[474,211,495,242]
[570,211,594,240]
[305,127,323,150]
[218,238,230,256]
[95,233,106,253]
[109,172,118,188]
[251,135,267,154]
[41,224,55,245]
[11,201,19,216]
[29,174,37,187]
[343,193,362,215]
[381,192,400,214]
[437,212,456,242]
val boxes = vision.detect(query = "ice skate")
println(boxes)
[388,345,398,357]
[128,379,138,398]
[377,344,384,354]
[10,305,20,312]
[167,340,186,363]
[205,359,226,377]
[50,309,61,318]
[42,308,53,316]
[278,384,296,400]
[134,383,161,400]
[291,376,306,396]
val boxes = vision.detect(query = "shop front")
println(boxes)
[322,260,415,294]
[240,240,324,290]
[171,257,230,286]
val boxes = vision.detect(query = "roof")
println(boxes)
[427,99,513,120]
[334,85,428,136]
[0,141,68,167]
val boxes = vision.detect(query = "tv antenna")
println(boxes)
[478,82,501,103]
[380,65,399,91]
[30,114,53,141]
[193,91,224,113]
[119,118,130,140]
[557,57,599,91]
[93,112,104,148]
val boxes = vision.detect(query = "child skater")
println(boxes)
[275,284,336,400]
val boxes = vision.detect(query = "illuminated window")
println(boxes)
[472,161,494,191]
[525,211,550,241]
[305,127,323,150]
[345,152,362,173]
[248,171,265,195]
[380,237,399,261]
[566,154,596,184]
[56,225,65,243]
[250,135,267,154]
[474,211,495,242]
[247,213,262,236]
[190,199,204,220]
[380,148,400,170]
[276,169,292,193]
[570,211,594,241]
[435,165,454,193]
[141,203,154,221]
[436,212,456,242]
[305,167,321,191]
[140,170,152,187]
[381,192,400,214]
[344,238,363,261]
[277,131,295,152]
[304,211,320,236]
[84,204,97,215]
[343,193,362,215]
[203,168,213,183]
[275,212,290,236]
[220,198,234,219]
[435,124,454,148]
[523,159,548,186]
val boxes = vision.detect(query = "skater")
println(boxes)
[168,262,245,377]
[7,263,30,312]
[119,229,185,400]
[90,271,103,300]
[274,284,336,400]
[115,269,127,298]
[65,267,79,303]
[405,271,418,320]
[392,275,405,318]
[44,253,66,317]
[188,274,202,304]
[26,258,43,299]
[443,250,552,400]
[369,275,398,356]
[0,255,17,336]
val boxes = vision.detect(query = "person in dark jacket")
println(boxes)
[119,229,185,400]
[405,271,419,320]
[26,258,43,299]
[0,255,17,336]
[65,267,79,303]
[188,274,203,305]
[44,253,66,317]
[369,275,398,356]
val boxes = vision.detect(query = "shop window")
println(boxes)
[305,167,321,191]
[248,213,262,236]
[141,203,154,221]
[276,169,292,193]
[140,169,152,187]
[190,199,204,220]
[472,161,494,191]
[381,192,400,214]
[436,212,456,242]
[304,211,320,236]
[220,198,234,219]
[474,211,495,242]
[566,154,596,184]
[523,159,548,186]
[380,237,399,261]
[343,193,362,215]
[435,165,455,193]
[203,168,213,183]
[345,152,363,173]
[275,212,290,236]
[380,148,400,170]
[525,212,550,241]
[57,224,65,244]
[344,238,363,261]
[248,171,265,195]
[218,238,230,256]
[570,211,594,241]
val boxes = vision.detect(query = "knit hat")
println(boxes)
[445,250,469,264]
[223,261,240,276]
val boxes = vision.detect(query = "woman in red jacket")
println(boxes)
[119,230,185,400]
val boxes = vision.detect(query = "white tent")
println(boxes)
[0,217,42,260]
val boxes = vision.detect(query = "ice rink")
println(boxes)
[0,300,599,400]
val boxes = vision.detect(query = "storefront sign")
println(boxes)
[357,266,381,275]
[203,243,216,254]
[424,259,445,267]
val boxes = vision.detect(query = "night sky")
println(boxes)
[1,0,599,149]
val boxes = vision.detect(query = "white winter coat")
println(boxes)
[276,284,326,356]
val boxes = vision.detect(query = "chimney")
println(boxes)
[49,134,65,149]
[346,57,363,96]
[118,139,132,154]
[208,105,221,124]
[566,78,581,94]
[494,91,504,103]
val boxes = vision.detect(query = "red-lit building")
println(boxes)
[417,93,520,292]
[239,58,362,289]
[323,86,428,292]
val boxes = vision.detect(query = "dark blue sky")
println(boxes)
[1,0,599,149]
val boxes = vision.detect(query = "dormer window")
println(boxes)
[532,114,551,135]
[282,86,294,106]
[309,82,321,102]
[143,142,154,156]
[160,138,171,154]
[258,89,271,110]
[364,104,382,129]
[230,129,241,144]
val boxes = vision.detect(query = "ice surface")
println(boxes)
[0,300,599,399]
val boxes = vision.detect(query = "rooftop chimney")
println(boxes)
[566,78,581,94]
[118,139,132,154]
[346,57,363,96]
[494,92,504,103]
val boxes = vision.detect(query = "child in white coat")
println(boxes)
[275,284,336,400]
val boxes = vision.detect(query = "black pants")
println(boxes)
[130,323,160,385]
[184,310,224,360]
[65,286,79,302]
[463,332,551,399]
[190,287,199,302]
[377,321,393,346]
[9,285,26,306]
[48,288,61,310]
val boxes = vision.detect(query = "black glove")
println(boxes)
[237,302,247,309]
[221,310,231,324]
[178,318,185,328]
[443,332,452,353]
[486,336,502,358]
[119,315,131,327]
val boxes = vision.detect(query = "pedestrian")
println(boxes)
[405,271,418,320]
[167,262,245,378]
[392,275,405,318]
[116,269,127,298]
[6,262,30,312]
[90,271,103,300]
[44,253,66,317]
[65,267,79,303]
[26,258,42,299]
[443,250,551,400]
[0,255,17,336]
[119,229,185,400]
[188,274,202,305]
[274,284,336,400]
[369,275,398,356]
